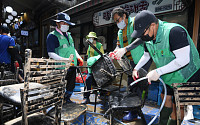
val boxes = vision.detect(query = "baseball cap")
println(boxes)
[0,25,9,33]
[53,12,75,26]
[131,10,157,38]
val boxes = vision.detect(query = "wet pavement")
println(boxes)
[62,83,197,125]
[2,83,198,124]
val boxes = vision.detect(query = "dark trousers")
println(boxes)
[127,60,152,115]
[65,67,76,92]
[83,73,96,99]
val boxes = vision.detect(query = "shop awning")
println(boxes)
[63,0,105,15]
[43,0,106,22]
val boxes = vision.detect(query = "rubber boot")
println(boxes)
[167,117,177,125]
[159,106,173,125]
[65,91,73,103]
[122,111,138,122]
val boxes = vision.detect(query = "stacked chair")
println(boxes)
[1,49,72,125]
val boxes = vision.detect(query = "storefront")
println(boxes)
[5,12,40,60]
[41,0,198,58]
[74,0,193,54]
[92,0,190,52]
[41,0,133,57]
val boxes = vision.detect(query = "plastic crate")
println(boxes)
[193,105,200,119]
[73,83,85,92]
[157,82,163,105]
[75,83,85,87]
[148,82,159,102]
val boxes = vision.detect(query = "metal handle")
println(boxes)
[100,69,114,77]
[86,39,103,56]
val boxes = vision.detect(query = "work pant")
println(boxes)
[83,73,96,99]
[65,67,76,92]
[126,60,152,115]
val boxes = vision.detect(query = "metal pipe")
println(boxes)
[100,69,114,77]
[73,89,99,94]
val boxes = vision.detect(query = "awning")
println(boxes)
[43,0,106,22]
[63,0,105,15]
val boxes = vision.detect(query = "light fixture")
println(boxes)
[15,18,18,21]
[20,21,23,25]
[8,15,13,20]
[21,12,24,15]
[3,23,7,27]
[5,19,11,23]
[6,6,13,13]
[11,11,17,16]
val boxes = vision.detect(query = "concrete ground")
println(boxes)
[65,83,199,125]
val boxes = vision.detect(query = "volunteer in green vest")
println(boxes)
[82,32,104,104]
[109,7,152,122]
[46,12,83,103]
[131,10,200,125]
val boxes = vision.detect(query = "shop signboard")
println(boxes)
[93,0,185,26]
[21,30,29,36]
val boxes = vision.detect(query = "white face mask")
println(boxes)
[60,25,69,32]
[117,19,126,29]
[88,38,93,43]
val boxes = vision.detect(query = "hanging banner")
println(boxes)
[93,0,185,26]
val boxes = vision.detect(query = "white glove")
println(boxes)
[146,69,160,83]
[109,52,115,60]
[114,48,127,60]
[132,69,139,80]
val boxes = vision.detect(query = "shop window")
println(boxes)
[79,22,94,54]
[157,9,188,29]
[70,26,80,52]
[42,25,49,57]
[95,26,107,51]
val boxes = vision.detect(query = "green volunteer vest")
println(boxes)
[87,55,101,73]
[50,30,77,66]
[87,42,103,58]
[118,17,144,64]
[87,42,103,73]
[146,20,200,86]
